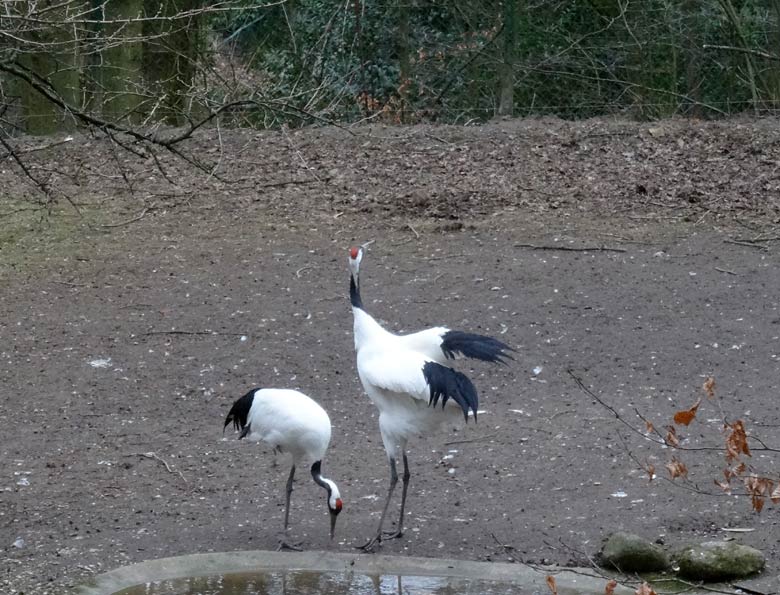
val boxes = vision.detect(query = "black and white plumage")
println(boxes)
[348,245,513,550]
[224,388,343,550]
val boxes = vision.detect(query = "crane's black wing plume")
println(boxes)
[422,362,479,422]
[440,330,514,364]
[224,389,257,438]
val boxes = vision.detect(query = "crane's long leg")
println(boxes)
[278,464,302,551]
[359,456,398,551]
[384,452,410,540]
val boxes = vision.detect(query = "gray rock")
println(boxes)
[599,532,671,572]
[676,541,765,581]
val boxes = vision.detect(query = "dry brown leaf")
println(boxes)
[645,420,655,434]
[665,426,680,448]
[605,579,618,595]
[702,377,716,399]
[771,482,780,504]
[673,397,701,426]
[665,456,688,480]
[635,582,658,595]
[645,463,655,481]
[714,479,732,493]
[546,575,558,595]
[725,420,751,462]
[751,494,765,513]
[744,475,773,497]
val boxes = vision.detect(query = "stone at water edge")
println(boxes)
[675,541,765,581]
[598,532,671,572]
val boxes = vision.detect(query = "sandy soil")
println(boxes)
[1,117,779,594]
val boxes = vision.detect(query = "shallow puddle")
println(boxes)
[113,570,524,594]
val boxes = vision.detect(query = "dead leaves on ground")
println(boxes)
[648,376,776,512]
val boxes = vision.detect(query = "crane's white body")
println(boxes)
[241,388,332,466]
[353,308,465,460]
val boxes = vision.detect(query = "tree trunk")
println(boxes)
[17,4,81,135]
[497,0,517,117]
[718,0,760,112]
[397,0,411,122]
[682,0,701,117]
[99,0,144,123]
[771,0,780,101]
[142,0,202,125]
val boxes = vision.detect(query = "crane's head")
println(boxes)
[325,480,343,540]
[348,245,363,280]
[312,461,342,540]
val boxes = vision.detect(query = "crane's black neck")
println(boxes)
[311,460,330,494]
[350,273,363,309]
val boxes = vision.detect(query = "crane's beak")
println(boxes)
[329,509,338,540]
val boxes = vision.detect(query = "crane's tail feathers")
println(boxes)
[440,330,515,364]
[422,361,479,422]
[224,388,257,436]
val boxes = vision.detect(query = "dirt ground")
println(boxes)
[1,117,779,594]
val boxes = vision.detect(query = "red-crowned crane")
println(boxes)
[224,388,343,550]
[348,245,513,551]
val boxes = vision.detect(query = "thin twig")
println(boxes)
[100,208,149,229]
[256,178,325,190]
[296,265,313,278]
[0,134,53,201]
[714,267,738,275]
[126,451,187,483]
[141,330,246,337]
[724,239,767,250]
[703,43,780,62]
[567,370,740,453]
[444,433,497,446]
[514,243,626,253]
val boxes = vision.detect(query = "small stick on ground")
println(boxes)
[724,239,767,250]
[126,451,187,483]
[514,243,626,253]
[100,207,149,229]
[714,266,738,275]
[444,433,497,446]
[407,223,420,238]
[141,330,246,337]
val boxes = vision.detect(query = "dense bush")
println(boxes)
[215,0,780,123]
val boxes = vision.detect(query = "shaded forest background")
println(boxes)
[3,0,780,138]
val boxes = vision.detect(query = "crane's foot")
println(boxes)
[277,539,303,552]
[357,529,403,552]
[357,534,382,552]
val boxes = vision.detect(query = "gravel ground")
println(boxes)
[1,116,779,594]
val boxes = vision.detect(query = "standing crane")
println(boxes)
[348,245,512,550]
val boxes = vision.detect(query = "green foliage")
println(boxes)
[206,0,778,123]
[5,0,780,133]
